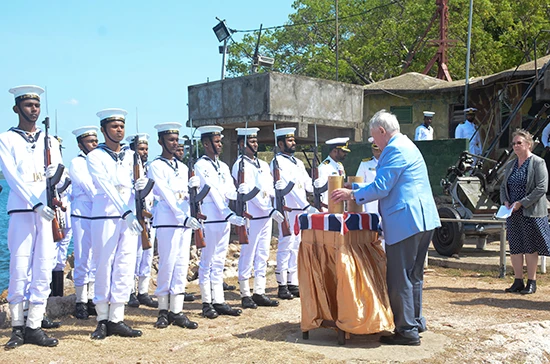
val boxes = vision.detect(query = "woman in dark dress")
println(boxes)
[500,129,550,294]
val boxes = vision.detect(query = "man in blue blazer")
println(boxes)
[332,109,441,346]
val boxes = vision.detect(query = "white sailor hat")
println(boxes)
[96,108,128,125]
[236,127,260,138]
[72,126,100,140]
[274,127,295,139]
[154,122,182,135]
[423,111,435,117]
[178,137,189,146]
[126,133,149,144]
[9,85,44,102]
[464,107,478,115]
[326,137,350,152]
[197,125,224,137]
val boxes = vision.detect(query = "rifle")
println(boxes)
[187,123,210,249]
[272,124,294,237]
[43,116,66,242]
[235,126,260,244]
[311,123,327,210]
[132,136,155,250]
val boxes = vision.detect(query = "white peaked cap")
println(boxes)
[197,125,224,136]
[96,108,128,123]
[126,133,149,143]
[326,137,349,145]
[72,126,100,139]
[154,122,182,134]
[274,127,295,138]
[9,85,44,100]
[423,111,435,117]
[464,107,478,114]
[236,127,260,137]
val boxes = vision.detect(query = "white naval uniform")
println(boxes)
[317,155,346,207]
[0,127,62,328]
[69,152,97,303]
[87,143,138,322]
[270,153,312,286]
[414,124,434,141]
[455,120,482,155]
[194,155,238,304]
[355,157,379,215]
[542,123,550,148]
[53,184,72,272]
[231,155,276,297]
[147,156,193,312]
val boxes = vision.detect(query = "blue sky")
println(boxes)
[0,0,294,162]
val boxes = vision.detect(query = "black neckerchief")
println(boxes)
[243,155,261,169]
[278,152,297,164]
[97,143,129,162]
[9,127,42,144]
[202,155,220,173]
[156,156,178,173]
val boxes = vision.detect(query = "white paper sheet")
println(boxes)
[495,205,513,219]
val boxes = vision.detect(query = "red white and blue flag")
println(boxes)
[295,212,379,235]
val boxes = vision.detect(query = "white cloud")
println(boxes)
[65,98,79,105]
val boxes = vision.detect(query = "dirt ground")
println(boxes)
[2,264,550,363]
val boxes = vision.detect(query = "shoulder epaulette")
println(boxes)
[322,160,330,165]
[362,157,373,162]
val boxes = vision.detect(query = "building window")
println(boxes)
[390,106,413,124]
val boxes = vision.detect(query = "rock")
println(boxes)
[46,295,76,319]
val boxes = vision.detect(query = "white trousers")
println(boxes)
[275,209,301,286]
[53,225,72,271]
[238,217,272,292]
[71,200,96,287]
[155,227,192,296]
[135,227,155,278]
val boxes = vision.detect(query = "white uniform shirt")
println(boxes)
[69,152,97,205]
[455,120,482,155]
[317,155,346,205]
[194,155,236,214]
[270,153,312,210]
[356,157,379,214]
[231,155,276,218]
[0,127,62,212]
[541,123,550,148]
[414,124,434,141]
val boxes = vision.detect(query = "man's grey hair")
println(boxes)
[369,109,400,134]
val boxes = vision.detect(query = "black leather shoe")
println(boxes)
[223,282,236,291]
[380,332,420,346]
[41,315,61,329]
[155,310,169,329]
[252,293,279,307]
[75,302,89,320]
[505,278,525,293]
[91,320,108,340]
[128,293,140,308]
[202,303,219,319]
[5,326,25,349]
[277,285,294,300]
[241,296,258,309]
[520,279,537,294]
[184,293,196,302]
[288,284,300,297]
[168,311,198,329]
[213,303,242,316]
[24,328,58,347]
[107,321,142,337]
[137,293,158,308]
[87,300,97,316]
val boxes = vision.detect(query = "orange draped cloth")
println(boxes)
[298,227,394,335]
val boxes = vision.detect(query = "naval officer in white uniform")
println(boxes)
[414,111,435,141]
[316,137,350,208]
[356,139,382,215]
[455,107,482,155]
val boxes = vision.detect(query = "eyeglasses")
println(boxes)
[511,141,523,146]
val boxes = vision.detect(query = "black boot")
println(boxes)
[504,278,525,293]
[223,282,236,291]
[24,327,58,347]
[184,293,196,302]
[168,311,198,329]
[252,293,279,307]
[50,270,64,297]
[41,315,61,329]
[277,285,294,300]
[241,296,258,309]
[137,293,158,308]
[5,326,25,349]
[75,302,89,320]
[288,285,300,298]
[201,303,219,319]
[91,320,108,340]
[128,293,140,308]
[213,303,242,316]
[87,299,97,316]
[520,279,537,294]
[107,321,142,337]
[155,310,170,329]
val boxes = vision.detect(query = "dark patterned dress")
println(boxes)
[506,157,550,255]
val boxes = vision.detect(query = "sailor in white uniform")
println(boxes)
[194,125,246,319]
[87,108,148,340]
[147,122,201,330]
[231,127,284,309]
[455,107,482,155]
[69,126,99,320]
[355,139,382,215]
[1,85,61,348]
[414,111,435,141]
[316,137,350,208]
[270,127,317,300]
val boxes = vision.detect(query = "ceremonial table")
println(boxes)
[295,212,394,345]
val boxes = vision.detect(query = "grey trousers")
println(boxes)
[385,230,433,339]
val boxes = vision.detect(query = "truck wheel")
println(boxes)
[433,206,465,256]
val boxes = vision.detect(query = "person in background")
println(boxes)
[332,109,441,346]
[455,107,482,155]
[316,137,349,208]
[539,122,550,194]
[414,111,435,141]
[355,138,382,215]
[501,129,550,295]
[175,138,186,162]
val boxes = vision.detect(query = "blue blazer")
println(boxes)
[353,133,441,245]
